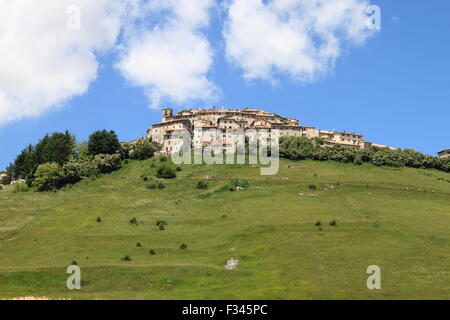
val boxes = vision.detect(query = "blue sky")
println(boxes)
[1,0,449,170]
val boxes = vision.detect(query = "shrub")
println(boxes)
[159,156,168,162]
[71,261,78,266]
[315,221,322,227]
[149,249,156,255]
[93,154,122,174]
[129,217,138,225]
[33,163,65,191]
[96,217,102,223]
[61,158,83,184]
[329,220,338,226]
[180,244,188,250]
[146,183,157,190]
[13,183,30,193]
[121,255,132,261]
[279,136,450,173]
[156,163,176,179]
[136,242,142,248]
[227,179,249,191]
[1,173,12,186]
[309,184,317,190]
[176,166,182,172]
[197,181,208,190]
[147,182,165,190]
[130,143,155,160]
[157,220,167,230]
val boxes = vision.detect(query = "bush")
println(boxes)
[61,159,83,184]
[156,220,168,227]
[130,143,155,160]
[93,154,122,174]
[315,221,322,227]
[121,255,132,261]
[147,182,165,190]
[129,217,138,225]
[180,244,188,250]
[227,180,249,191]
[329,220,338,226]
[176,166,182,172]
[149,249,156,255]
[197,181,208,190]
[96,217,102,223]
[309,184,317,190]
[13,183,30,193]
[88,130,121,156]
[136,242,142,248]
[279,136,450,173]
[33,163,65,191]
[156,163,176,179]
[1,173,12,186]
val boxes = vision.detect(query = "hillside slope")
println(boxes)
[0,158,449,299]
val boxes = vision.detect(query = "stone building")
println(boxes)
[147,106,367,154]
[0,171,8,185]
[438,149,450,158]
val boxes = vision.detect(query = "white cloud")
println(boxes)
[0,0,133,125]
[223,0,373,83]
[116,0,217,109]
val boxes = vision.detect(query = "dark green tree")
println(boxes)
[34,131,76,165]
[9,145,36,179]
[87,130,121,156]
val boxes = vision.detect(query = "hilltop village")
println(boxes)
[147,106,392,154]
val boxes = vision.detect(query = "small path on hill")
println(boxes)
[175,178,450,195]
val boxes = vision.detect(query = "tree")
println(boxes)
[75,141,89,158]
[87,130,121,156]
[10,144,36,179]
[35,131,76,165]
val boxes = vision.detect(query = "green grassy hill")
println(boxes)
[0,158,449,299]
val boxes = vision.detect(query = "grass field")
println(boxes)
[0,158,449,299]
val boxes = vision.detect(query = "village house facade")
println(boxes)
[147,106,371,154]
[438,149,450,158]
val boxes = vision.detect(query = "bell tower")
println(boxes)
[162,108,173,123]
